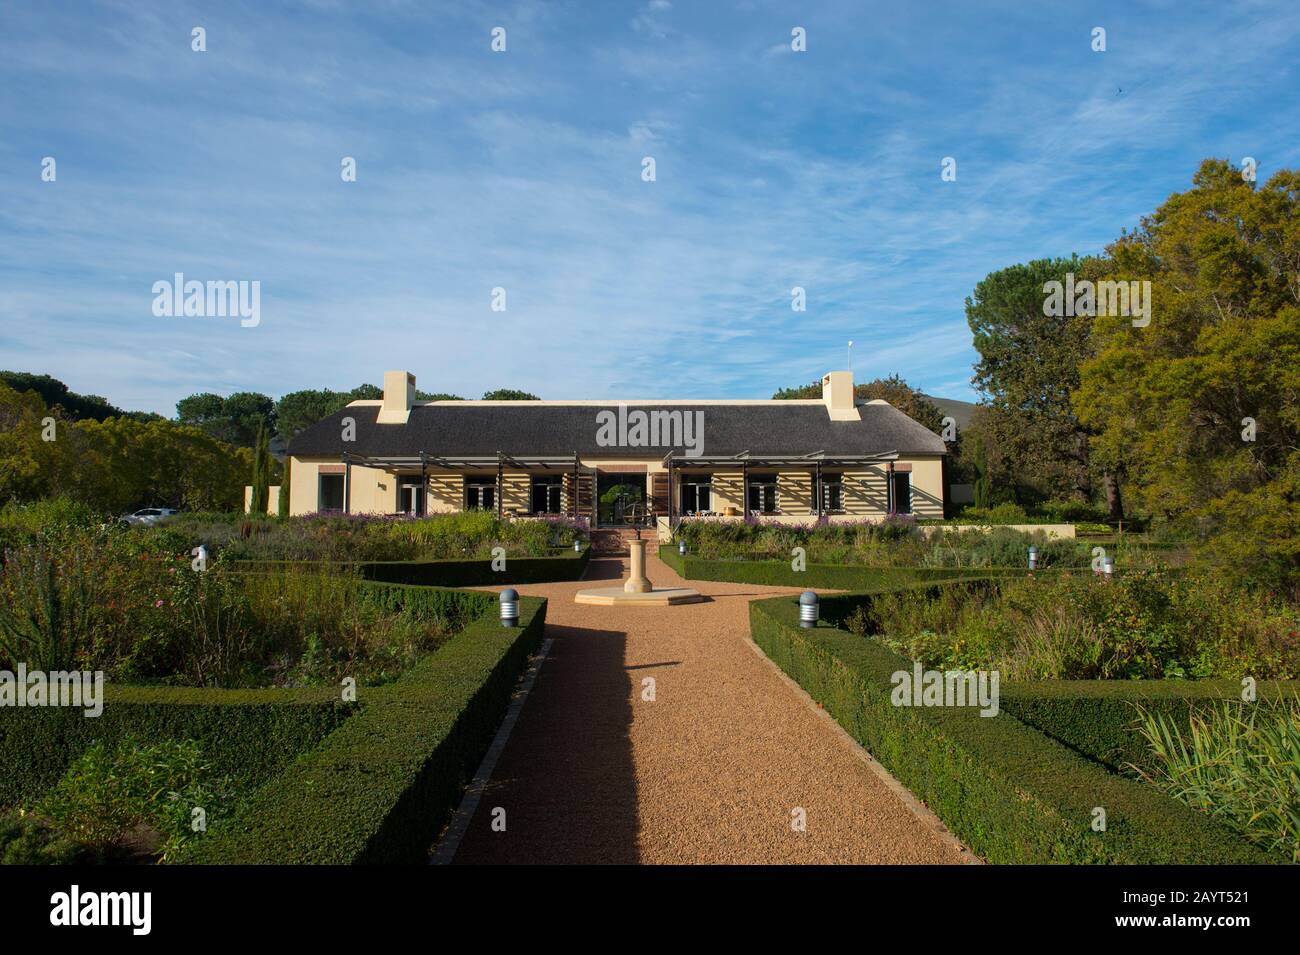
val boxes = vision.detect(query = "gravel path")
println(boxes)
[449,550,972,864]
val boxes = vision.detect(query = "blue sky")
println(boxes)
[2,0,1298,415]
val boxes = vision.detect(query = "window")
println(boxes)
[821,477,843,513]
[465,481,496,511]
[397,477,424,515]
[748,478,778,515]
[531,475,564,514]
[319,474,344,512]
[890,472,912,514]
[680,476,712,514]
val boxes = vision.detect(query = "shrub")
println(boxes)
[357,547,590,587]
[195,512,587,564]
[844,572,1300,681]
[0,812,84,865]
[0,684,352,809]
[33,736,229,862]
[0,534,98,670]
[0,518,474,686]
[957,502,1030,524]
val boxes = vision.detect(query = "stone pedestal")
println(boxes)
[574,536,702,606]
[624,539,652,593]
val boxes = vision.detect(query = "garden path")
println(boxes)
[448,549,973,864]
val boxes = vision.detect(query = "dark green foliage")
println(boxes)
[481,389,539,400]
[35,736,229,862]
[357,547,589,586]
[250,422,271,514]
[417,391,465,401]
[183,596,547,864]
[277,459,290,518]
[833,572,1296,681]
[772,375,945,435]
[0,535,97,670]
[354,581,496,619]
[0,813,84,864]
[748,595,1282,864]
[178,391,276,449]
[0,371,125,422]
[659,545,1027,589]
[275,385,392,441]
[0,684,351,808]
[999,680,1298,776]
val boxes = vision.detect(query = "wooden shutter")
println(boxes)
[650,472,669,518]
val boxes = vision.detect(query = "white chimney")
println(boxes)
[822,370,860,421]
[378,370,416,424]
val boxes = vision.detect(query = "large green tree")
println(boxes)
[177,391,275,448]
[0,381,250,513]
[1075,159,1300,584]
[772,374,945,434]
[273,384,464,442]
[964,255,1117,511]
[0,371,124,422]
[481,389,539,401]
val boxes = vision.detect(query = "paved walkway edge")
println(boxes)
[743,636,983,865]
[429,637,554,865]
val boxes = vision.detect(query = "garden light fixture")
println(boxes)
[800,590,819,628]
[499,588,519,627]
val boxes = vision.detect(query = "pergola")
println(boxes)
[339,451,588,519]
[336,448,904,523]
[662,450,900,523]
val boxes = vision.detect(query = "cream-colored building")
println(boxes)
[285,369,947,535]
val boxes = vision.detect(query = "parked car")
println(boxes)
[122,507,180,527]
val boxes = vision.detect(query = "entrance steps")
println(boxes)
[589,527,655,557]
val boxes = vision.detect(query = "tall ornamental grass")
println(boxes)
[1134,700,1300,861]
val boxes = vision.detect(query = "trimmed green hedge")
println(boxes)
[359,547,588,586]
[999,679,1299,775]
[749,595,1281,863]
[810,585,1300,777]
[663,546,1179,590]
[233,546,590,586]
[661,546,1041,589]
[183,594,547,864]
[355,580,497,618]
[0,685,351,809]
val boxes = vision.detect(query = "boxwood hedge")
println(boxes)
[999,678,1299,776]
[749,594,1283,864]
[237,546,589,587]
[359,545,589,586]
[0,685,351,809]
[660,545,1039,590]
[182,594,547,864]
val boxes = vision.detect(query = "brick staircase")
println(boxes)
[589,526,655,557]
